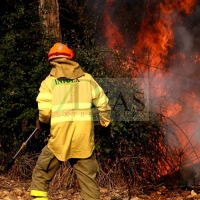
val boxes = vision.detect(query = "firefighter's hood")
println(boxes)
[49,58,84,79]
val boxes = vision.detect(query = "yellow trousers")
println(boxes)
[30,145,100,200]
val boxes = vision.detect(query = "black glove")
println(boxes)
[36,120,50,131]
[98,122,111,135]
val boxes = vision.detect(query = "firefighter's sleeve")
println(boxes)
[36,78,52,124]
[91,78,111,127]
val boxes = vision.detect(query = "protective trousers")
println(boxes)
[30,145,100,200]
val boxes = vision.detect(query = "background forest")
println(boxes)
[1,0,200,196]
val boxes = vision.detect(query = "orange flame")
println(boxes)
[163,103,182,118]
[100,0,198,176]
[160,0,196,15]
[101,0,125,48]
[134,0,196,73]
[133,0,197,175]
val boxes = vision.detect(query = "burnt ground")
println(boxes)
[1,174,200,200]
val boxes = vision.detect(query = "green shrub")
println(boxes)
[0,0,51,162]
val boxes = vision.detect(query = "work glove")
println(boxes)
[36,120,50,131]
[98,122,111,135]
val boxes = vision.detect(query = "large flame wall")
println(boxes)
[88,0,200,184]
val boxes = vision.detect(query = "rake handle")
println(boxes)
[3,128,39,171]
[13,128,38,159]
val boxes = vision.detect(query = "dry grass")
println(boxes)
[7,153,39,181]
[6,154,126,194]
[50,162,79,193]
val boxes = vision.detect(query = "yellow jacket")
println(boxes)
[36,58,111,161]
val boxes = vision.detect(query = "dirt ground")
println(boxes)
[1,175,200,200]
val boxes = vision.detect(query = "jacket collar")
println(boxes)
[49,58,85,79]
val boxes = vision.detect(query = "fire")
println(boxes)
[182,92,200,113]
[133,0,198,175]
[194,54,200,63]
[98,0,199,177]
[160,0,196,15]
[134,0,196,72]
[100,0,124,49]
[178,0,197,14]
[163,103,182,118]
[134,14,174,70]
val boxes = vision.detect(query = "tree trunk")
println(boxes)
[39,0,62,40]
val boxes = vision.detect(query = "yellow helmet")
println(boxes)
[48,42,74,61]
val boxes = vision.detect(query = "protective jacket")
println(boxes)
[36,58,111,161]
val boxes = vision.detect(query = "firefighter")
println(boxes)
[30,42,111,200]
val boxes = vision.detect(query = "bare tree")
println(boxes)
[39,0,62,40]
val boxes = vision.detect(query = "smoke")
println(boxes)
[160,1,200,184]
[87,0,200,183]
[175,26,194,54]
